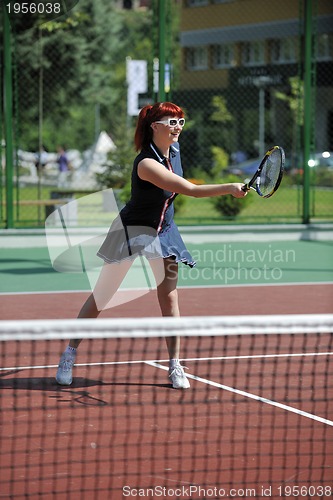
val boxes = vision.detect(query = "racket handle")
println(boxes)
[242,184,250,192]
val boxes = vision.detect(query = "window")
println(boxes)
[271,37,297,64]
[317,33,333,61]
[187,0,208,6]
[242,41,265,66]
[213,44,235,68]
[186,47,208,70]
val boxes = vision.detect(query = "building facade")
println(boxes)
[177,0,333,160]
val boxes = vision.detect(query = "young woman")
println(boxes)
[56,102,247,389]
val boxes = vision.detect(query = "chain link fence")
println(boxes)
[1,0,332,228]
[173,0,333,224]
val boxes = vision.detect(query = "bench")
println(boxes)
[4,199,73,206]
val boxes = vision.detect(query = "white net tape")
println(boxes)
[0,314,332,341]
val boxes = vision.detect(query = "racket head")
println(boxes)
[245,146,285,198]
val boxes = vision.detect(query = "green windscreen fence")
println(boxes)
[1,0,332,228]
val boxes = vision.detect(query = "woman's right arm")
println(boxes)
[138,159,247,199]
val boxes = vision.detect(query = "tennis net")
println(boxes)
[0,314,332,499]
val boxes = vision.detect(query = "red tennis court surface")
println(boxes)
[0,284,332,499]
[1,333,332,499]
[0,283,332,319]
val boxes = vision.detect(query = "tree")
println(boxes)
[274,76,304,158]
[10,0,159,151]
[209,95,235,177]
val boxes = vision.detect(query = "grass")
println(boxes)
[1,184,333,228]
[175,185,333,225]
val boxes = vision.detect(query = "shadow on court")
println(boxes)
[0,376,172,395]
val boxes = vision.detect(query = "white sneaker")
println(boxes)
[169,364,190,389]
[56,352,76,385]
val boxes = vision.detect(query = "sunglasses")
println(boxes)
[155,118,186,128]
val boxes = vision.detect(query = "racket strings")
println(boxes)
[257,150,282,197]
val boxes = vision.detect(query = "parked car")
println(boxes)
[310,151,333,169]
[227,151,332,178]
[227,158,260,177]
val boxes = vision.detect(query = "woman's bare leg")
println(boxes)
[149,257,189,389]
[56,260,133,384]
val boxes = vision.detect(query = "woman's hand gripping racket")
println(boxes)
[242,146,285,198]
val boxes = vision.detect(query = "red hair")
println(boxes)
[134,102,185,151]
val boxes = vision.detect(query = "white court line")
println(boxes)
[2,353,333,425]
[0,281,333,296]
[146,360,333,428]
[1,350,332,372]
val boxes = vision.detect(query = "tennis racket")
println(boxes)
[242,146,285,198]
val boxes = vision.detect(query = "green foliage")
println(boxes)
[210,145,229,178]
[211,175,253,218]
[283,167,333,188]
[119,181,132,204]
[313,168,333,187]
[12,0,178,152]
[173,194,186,214]
[273,76,304,155]
[274,77,304,127]
[210,96,234,124]
[182,95,236,176]
[208,96,235,161]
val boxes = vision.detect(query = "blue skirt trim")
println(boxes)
[97,218,196,268]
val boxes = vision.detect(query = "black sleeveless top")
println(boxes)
[97,142,195,267]
[120,142,182,233]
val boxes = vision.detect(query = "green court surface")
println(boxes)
[0,227,332,294]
